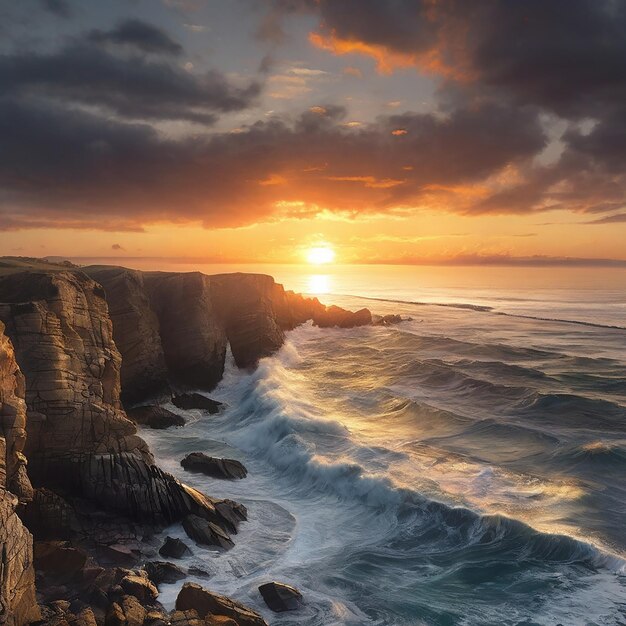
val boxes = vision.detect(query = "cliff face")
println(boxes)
[0,271,151,481]
[85,267,334,400]
[81,267,169,404]
[0,323,39,625]
[0,271,231,530]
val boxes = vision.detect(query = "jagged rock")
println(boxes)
[176,583,268,626]
[104,603,125,626]
[187,566,212,579]
[67,607,98,626]
[373,314,403,326]
[169,609,204,626]
[182,515,234,550]
[313,305,372,328]
[258,582,304,612]
[0,487,40,625]
[172,394,222,413]
[0,321,33,502]
[144,561,186,585]
[120,572,158,603]
[181,453,247,480]
[127,405,185,429]
[82,267,170,404]
[159,537,192,559]
[121,595,147,626]
[213,500,247,534]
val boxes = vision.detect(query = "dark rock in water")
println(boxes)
[159,537,192,559]
[176,582,268,626]
[182,514,234,550]
[172,393,222,413]
[187,566,212,579]
[373,314,403,326]
[213,499,247,534]
[258,581,304,612]
[145,561,187,585]
[313,305,372,328]
[180,453,247,479]
[127,405,185,429]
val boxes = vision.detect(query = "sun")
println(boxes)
[306,246,336,265]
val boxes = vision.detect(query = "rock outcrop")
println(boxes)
[181,453,247,480]
[176,583,268,626]
[127,405,185,429]
[258,581,303,612]
[0,323,39,625]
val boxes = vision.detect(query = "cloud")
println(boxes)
[88,19,183,56]
[111,243,125,250]
[40,0,71,18]
[0,97,549,230]
[587,213,626,225]
[0,40,261,123]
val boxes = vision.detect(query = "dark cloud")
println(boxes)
[40,0,72,18]
[0,96,546,230]
[111,243,124,250]
[88,19,183,56]
[0,41,261,123]
[587,213,626,225]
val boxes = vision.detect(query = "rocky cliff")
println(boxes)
[83,266,363,402]
[0,322,39,625]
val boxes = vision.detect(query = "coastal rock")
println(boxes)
[182,515,234,550]
[181,453,247,480]
[82,267,169,404]
[169,609,204,626]
[176,583,268,626]
[213,500,247,534]
[144,272,227,389]
[21,488,79,540]
[0,321,33,501]
[0,323,39,625]
[34,541,88,579]
[144,561,186,585]
[313,305,372,328]
[119,572,158,604]
[373,314,403,326]
[172,394,222,414]
[0,271,153,482]
[159,537,192,559]
[258,582,303,612]
[127,405,185,429]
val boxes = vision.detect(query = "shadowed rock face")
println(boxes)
[0,323,39,626]
[81,267,169,405]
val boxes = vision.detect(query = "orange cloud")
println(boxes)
[329,176,406,189]
[258,174,287,186]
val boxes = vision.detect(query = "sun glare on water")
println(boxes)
[307,246,335,265]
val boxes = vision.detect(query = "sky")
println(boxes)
[0,0,625,265]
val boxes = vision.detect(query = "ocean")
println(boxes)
[111,263,626,625]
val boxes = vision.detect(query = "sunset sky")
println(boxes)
[1,0,625,265]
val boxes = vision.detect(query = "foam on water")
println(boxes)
[142,292,626,625]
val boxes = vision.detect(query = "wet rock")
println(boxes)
[180,453,247,480]
[313,305,372,328]
[176,583,268,626]
[182,515,234,550]
[373,314,403,326]
[145,561,186,585]
[205,617,238,626]
[120,572,158,604]
[159,536,192,559]
[187,566,212,579]
[127,405,185,429]
[172,393,222,413]
[258,581,304,612]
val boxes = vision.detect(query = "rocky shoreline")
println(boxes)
[0,257,385,626]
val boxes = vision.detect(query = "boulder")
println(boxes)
[213,500,247,534]
[159,537,192,559]
[144,561,186,585]
[172,394,222,413]
[205,617,238,626]
[258,582,304,612]
[127,405,186,429]
[120,572,158,604]
[180,453,247,480]
[182,515,234,550]
[373,314,403,326]
[34,541,88,579]
[120,595,147,626]
[176,583,268,626]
